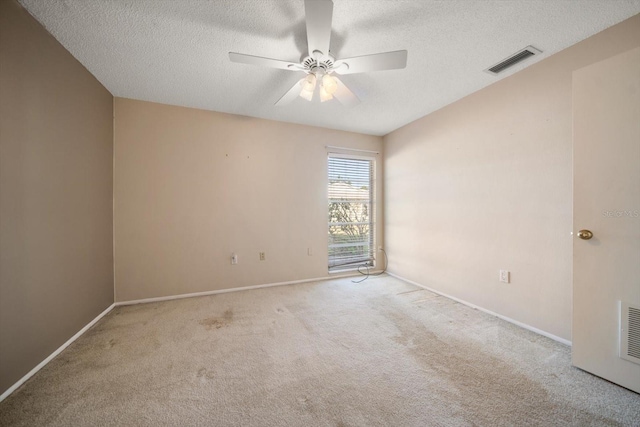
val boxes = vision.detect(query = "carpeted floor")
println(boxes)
[0,275,638,426]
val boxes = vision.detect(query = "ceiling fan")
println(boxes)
[229,0,408,107]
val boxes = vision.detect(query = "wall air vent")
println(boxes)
[484,45,542,75]
[620,301,640,365]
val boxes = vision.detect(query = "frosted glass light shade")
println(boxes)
[301,74,317,92]
[319,86,333,102]
[300,88,314,101]
[322,74,338,95]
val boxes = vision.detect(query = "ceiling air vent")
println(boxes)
[484,45,542,75]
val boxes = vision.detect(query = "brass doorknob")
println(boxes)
[577,230,593,240]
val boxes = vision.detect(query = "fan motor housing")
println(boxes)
[302,55,335,73]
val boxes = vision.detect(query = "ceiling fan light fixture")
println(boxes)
[322,74,338,95]
[230,0,406,108]
[301,73,317,92]
[299,88,314,101]
[319,85,333,102]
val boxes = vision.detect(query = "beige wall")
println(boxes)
[383,14,640,341]
[0,0,114,394]
[114,98,382,302]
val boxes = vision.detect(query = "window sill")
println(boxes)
[328,266,376,275]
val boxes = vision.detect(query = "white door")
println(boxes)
[572,47,640,393]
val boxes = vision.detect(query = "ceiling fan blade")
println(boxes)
[332,77,360,107]
[333,50,408,75]
[229,52,300,71]
[275,79,304,106]
[304,0,333,56]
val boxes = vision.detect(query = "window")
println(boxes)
[328,154,375,271]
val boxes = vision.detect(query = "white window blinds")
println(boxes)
[328,155,375,271]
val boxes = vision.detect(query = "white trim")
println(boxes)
[115,272,367,306]
[387,272,572,347]
[326,266,382,280]
[112,99,117,303]
[325,145,379,155]
[327,151,377,161]
[0,303,116,403]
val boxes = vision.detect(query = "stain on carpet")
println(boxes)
[199,309,233,330]
[197,367,215,380]
[297,396,314,413]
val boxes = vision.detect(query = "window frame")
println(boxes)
[327,152,376,272]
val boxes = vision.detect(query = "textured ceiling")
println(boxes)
[18,0,640,136]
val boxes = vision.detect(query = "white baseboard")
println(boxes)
[0,303,116,403]
[115,271,379,306]
[387,271,572,347]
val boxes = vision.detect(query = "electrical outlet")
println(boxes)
[499,270,510,283]
[307,247,313,256]
[259,252,265,261]
[231,253,238,265]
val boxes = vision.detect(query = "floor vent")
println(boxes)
[620,301,640,365]
[484,45,542,75]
